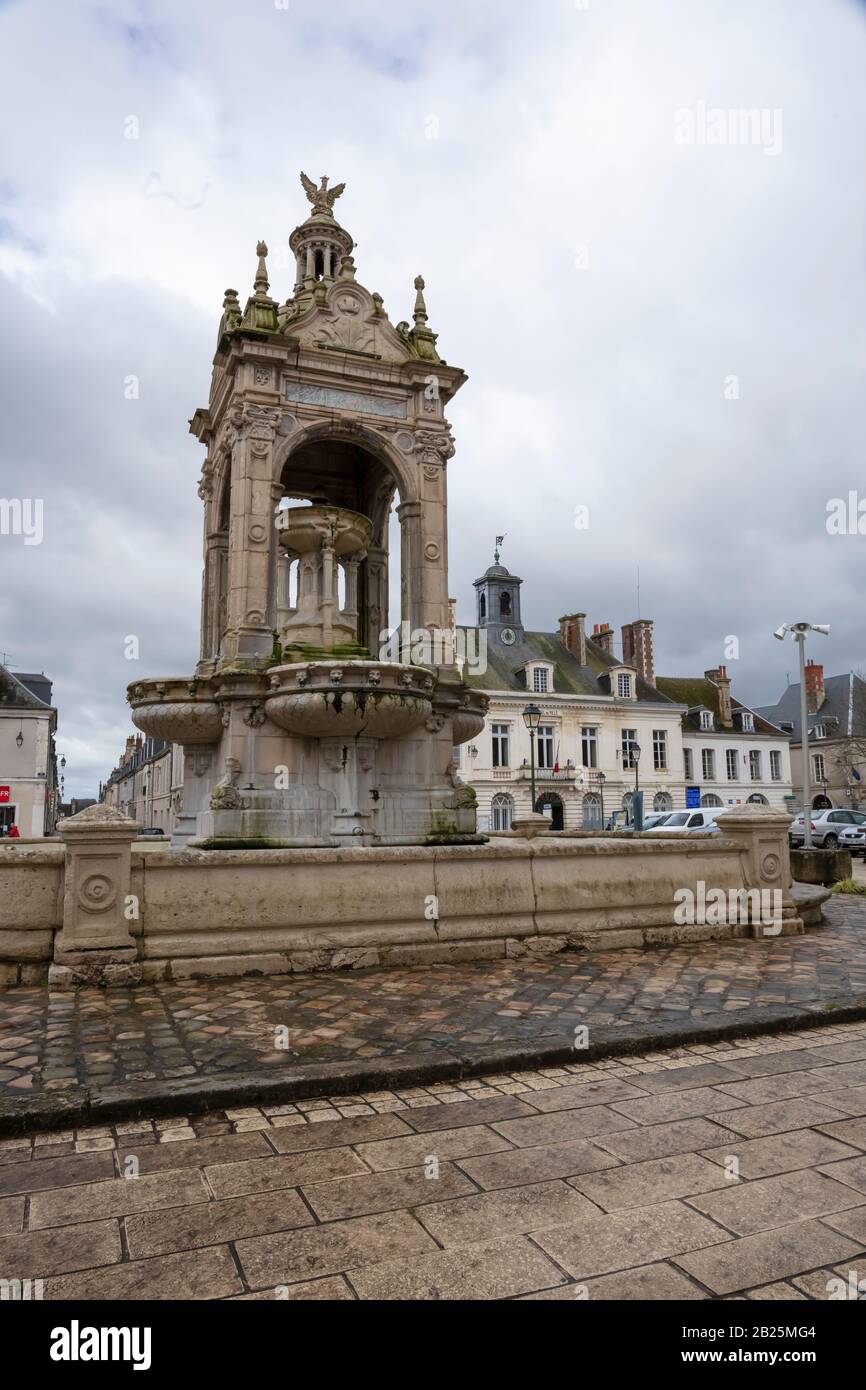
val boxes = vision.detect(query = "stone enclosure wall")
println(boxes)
[0,804,804,988]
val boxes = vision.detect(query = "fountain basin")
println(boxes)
[265,661,434,739]
[128,679,223,744]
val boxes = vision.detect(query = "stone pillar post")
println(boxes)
[320,538,336,649]
[52,805,142,987]
[405,432,456,668]
[364,545,388,657]
[343,555,360,630]
[224,406,281,660]
[276,547,295,629]
[714,803,804,937]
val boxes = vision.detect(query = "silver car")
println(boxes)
[838,824,866,859]
[789,808,866,849]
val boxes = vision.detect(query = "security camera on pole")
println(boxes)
[773,622,830,849]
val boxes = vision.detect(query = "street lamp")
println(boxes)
[631,742,642,827]
[597,770,606,830]
[773,622,830,848]
[522,702,541,810]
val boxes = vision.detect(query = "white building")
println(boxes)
[458,558,688,831]
[0,663,59,837]
[656,670,794,812]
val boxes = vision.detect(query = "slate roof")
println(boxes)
[656,676,788,738]
[459,627,679,704]
[754,672,866,742]
[0,664,55,712]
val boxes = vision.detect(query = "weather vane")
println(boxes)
[494,534,505,564]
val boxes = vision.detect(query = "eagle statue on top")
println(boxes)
[300,172,346,217]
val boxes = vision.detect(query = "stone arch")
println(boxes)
[272,419,417,513]
[271,422,416,655]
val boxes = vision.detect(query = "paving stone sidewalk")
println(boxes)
[4,1021,866,1299]
[1,897,865,1113]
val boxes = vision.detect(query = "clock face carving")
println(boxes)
[500,627,516,645]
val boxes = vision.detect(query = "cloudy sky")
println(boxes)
[1,0,865,796]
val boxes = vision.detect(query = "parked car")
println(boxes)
[139,827,168,837]
[837,825,866,858]
[789,809,866,849]
[641,812,673,830]
[652,808,724,834]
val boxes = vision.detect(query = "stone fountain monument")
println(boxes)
[128,174,487,848]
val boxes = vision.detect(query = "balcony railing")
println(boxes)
[516,766,576,782]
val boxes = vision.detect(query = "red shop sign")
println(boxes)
[0,787,9,803]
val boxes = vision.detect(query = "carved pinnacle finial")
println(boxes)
[413,274,428,326]
[254,241,269,297]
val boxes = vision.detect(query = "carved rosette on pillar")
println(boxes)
[127,175,485,848]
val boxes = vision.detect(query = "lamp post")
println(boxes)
[597,770,606,830]
[632,742,642,828]
[773,622,830,849]
[522,702,541,811]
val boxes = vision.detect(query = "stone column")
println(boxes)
[364,545,388,657]
[402,433,455,666]
[714,803,803,936]
[52,804,142,986]
[224,406,281,660]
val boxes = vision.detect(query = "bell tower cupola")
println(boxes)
[473,536,523,642]
[289,173,354,291]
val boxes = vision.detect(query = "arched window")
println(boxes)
[701,793,723,807]
[583,792,602,829]
[479,593,486,620]
[491,793,514,832]
[653,792,673,812]
[747,793,768,805]
[500,591,511,616]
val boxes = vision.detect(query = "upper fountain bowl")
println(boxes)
[276,505,373,557]
[265,661,434,739]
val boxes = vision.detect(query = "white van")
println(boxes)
[651,807,725,834]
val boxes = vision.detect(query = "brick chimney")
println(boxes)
[805,659,825,713]
[559,612,587,665]
[592,622,615,657]
[705,666,733,728]
[622,619,655,686]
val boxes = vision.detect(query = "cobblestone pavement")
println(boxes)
[3,1021,866,1299]
[1,898,865,1099]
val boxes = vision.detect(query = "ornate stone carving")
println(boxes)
[183,749,213,778]
[300,171,346,216]
[210,758,243,810]
[78,872,117,914]
[414,430,455,466]
[243,703,266,728]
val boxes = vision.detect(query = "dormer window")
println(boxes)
[699,710,713,731]
[533,666,549,694]
[617,672,632,699]
[738,712,754,733]
[813,723,826,739]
